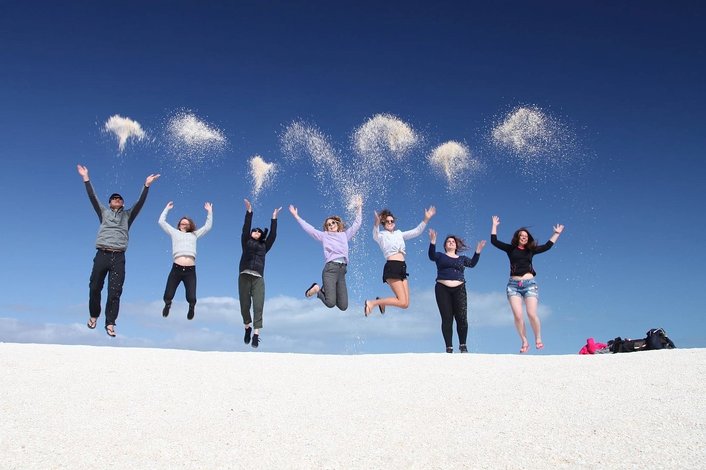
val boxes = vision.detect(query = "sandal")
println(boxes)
[105,325,116,337]
[520,342,529,354]
[305,283,319,298]
[536,340,544,350]
[87,317,97,329]
[364,301,372,317]
[376,297,385,314]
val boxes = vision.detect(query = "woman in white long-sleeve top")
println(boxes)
[364,206,436,316]
[158,201,213,320]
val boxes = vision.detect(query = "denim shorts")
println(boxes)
[506,278,539,298]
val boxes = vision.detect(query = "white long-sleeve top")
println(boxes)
[158,206,213,261]
[372,221,427,259]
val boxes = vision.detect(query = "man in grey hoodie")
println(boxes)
[77,164,160,337]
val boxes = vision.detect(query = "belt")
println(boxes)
[97,247,124,253]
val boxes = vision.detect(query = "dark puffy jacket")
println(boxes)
[238,210,277,275]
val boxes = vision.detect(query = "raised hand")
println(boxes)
[244,199,252,212]
[288,204,298,218]
[145,174,160,187]
[204,202,212,212]
[424,205,436,222]
[553,224,564,234]
[272,206,282,219]
[77,164,89,181]
[428,228,437,244]
[165,201,174,210]
[476,240,487,253]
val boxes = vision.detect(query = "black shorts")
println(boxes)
[382,260,408,283]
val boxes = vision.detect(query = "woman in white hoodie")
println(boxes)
[158,201,213,320]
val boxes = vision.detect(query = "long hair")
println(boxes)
[322,215,345,232]
[176,217,197,233]
[444,235,468,254]
[511,227,537,250]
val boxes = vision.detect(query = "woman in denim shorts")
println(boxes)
[490,215,564,353]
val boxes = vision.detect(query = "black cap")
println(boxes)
[109,193,123,202]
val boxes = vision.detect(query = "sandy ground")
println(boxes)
[1,343,704,469]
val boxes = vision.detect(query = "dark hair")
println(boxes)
[177,217,197,233]
[251,227,269,242]
[322,216,345,232]
[444,235,468,254]
[511,227,537,250]
[379,209,395,225]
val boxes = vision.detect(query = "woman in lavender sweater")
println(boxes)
[288,195,363,311]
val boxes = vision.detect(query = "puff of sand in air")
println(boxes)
[428,141,482,190]
[104,114,146,152]
[280,121,347,201]
[249,155,276,197]
[491,106,558,156]
[165,112,227,161]
[352,113,420,165]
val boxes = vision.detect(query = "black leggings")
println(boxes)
[163,263,197,307]
[434,282,468,348]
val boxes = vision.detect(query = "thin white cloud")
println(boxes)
[0,290,549,353]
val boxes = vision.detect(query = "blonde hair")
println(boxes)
[322,216,345,232]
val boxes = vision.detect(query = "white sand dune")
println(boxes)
[1,344,704,469]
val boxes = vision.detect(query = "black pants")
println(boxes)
[89,249,126,326]
[163,264,197,307]
[434,282,468,349]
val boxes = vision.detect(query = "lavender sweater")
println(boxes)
[294,208,362,263]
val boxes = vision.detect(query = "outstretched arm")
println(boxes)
[77,164,102,219]
[289,204,323,241]
[427,228,438,261]
[401,206,435,240]
[490,215,512,251]
[158,201,176,234]
[195,202,213,237]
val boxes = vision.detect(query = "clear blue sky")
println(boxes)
[1,1,704,354]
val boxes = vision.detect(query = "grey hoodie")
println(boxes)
[84,181,149,251]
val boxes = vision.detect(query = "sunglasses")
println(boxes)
[383,219,395,224]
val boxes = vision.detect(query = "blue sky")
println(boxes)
[1,1,704,354]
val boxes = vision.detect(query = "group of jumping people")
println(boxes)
[78,164,564,353]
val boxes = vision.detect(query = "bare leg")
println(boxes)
[368,279,410,313]
[508,296,529,353]
[525,296,542,349]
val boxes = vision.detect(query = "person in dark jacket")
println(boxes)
[490,215,564,353]
[77,164,160,337]
[238,198,280,348]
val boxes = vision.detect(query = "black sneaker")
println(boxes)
[251,334,260,349]
[162,303,171,318]
[244,327,252,344]
[446,347,453,354]
[459,344,468,353]
[187,305,195,320]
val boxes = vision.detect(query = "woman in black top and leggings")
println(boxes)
[428,229,486,353]
[490,215,564,353]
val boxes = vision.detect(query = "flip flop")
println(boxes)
[536,341,544,350]
[105,325,116,338]
[87,317,97,329]
[305,283,318,298]
[520,343,529,354]
[376,297,385,314]
[364,301,372,317]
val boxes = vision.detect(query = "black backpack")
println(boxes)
[608,328,676,353]
[645,328,676,350]
[608,337,647,353]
